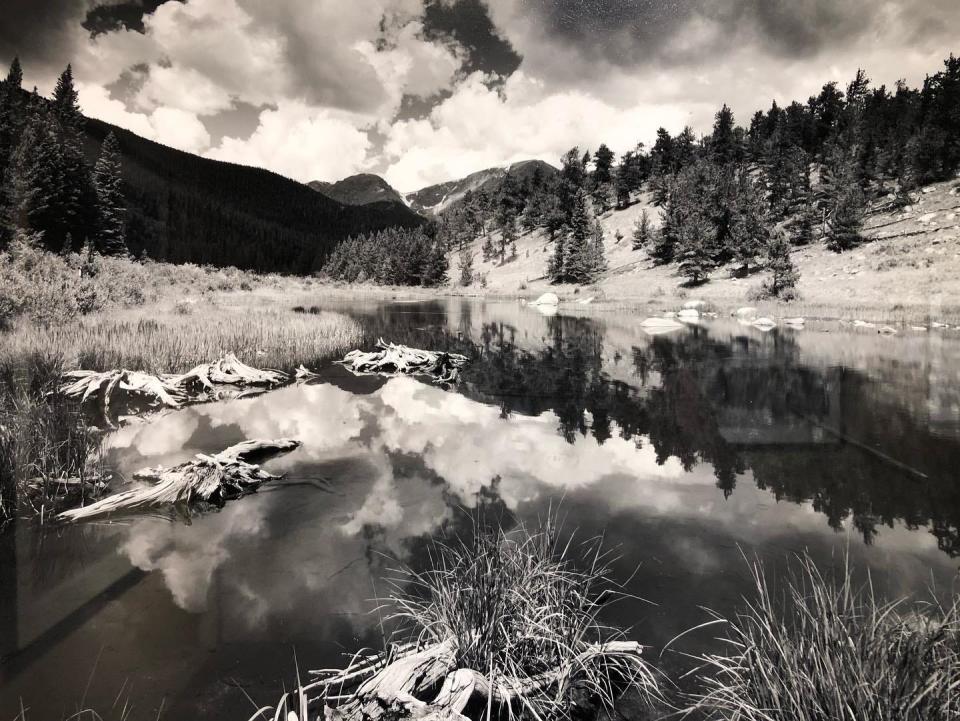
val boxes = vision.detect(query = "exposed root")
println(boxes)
[59,438,300,522]
[258,640,647,721]
[59,354,290,425]
[338,340,468,384]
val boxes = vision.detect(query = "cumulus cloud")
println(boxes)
[204,102,375,182]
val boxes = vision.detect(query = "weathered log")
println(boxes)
[264,639,646,721]
[174,353,288,390]
[59,354,291,426]
[338,340,468,384]
[59,439,300,522]
[60,369,188,415]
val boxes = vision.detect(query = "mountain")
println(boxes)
[309,173,406,208]
[406,159,558,216]
[79,118,424,275]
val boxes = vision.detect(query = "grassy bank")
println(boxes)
[690,554,960,720]
[0,249,362,524]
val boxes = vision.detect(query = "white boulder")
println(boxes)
[683,300,708,311]
[677,308,700,320]
[752,317,777,331]
[734,306,758,319]
[532,292,559,306]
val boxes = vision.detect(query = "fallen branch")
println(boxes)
[174,353,288,391]
[59,439,300,522]
[338,340,468,384]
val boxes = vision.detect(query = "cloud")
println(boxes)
[204,102,374,182]
[382,70,688,189]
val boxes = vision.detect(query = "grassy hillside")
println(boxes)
[452,178,960,321]
[80,118,424,274]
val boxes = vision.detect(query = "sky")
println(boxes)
[3,0,958,191]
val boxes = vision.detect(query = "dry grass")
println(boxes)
[688,553,960,721]
[383,514,662,720]
[0,306,362,375]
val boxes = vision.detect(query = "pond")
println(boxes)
[2,298,959,719]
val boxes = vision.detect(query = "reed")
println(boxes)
[688,553,960,721]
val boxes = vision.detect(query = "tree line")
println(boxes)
[323,226,449,287]
[0,59,126,255]
[325,54,959,293]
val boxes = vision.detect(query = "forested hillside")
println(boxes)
[325,54,960,295]
[0,60,424,275]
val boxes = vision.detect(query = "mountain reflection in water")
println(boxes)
[2,298,959,720]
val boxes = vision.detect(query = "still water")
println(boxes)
[2,298,959,719]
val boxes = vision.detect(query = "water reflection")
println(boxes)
[3,299,960,720]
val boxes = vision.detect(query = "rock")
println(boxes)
[641,317,684,331]
[919,212,937,224]
[932,321,951,329]
[576,296,595,305]
[910,326,928,332]
[922,186,936,194]
[878,325,898,335]
[677,308,700,320]
[532,292,559,306]
[752,317,777,331]
[853,320,877,328]
[683,300,708,311]
[783,317,805,326]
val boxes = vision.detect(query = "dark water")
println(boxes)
[2,298,960,720]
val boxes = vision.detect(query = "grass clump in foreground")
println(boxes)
[690,553,960,721]
[264,515,661,721]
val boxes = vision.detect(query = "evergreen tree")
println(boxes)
[632,209,651,251]
[590,220,607,277]
[762,231,800,298]
[729,172,769,273]
[820,145,865,251]
[549,231,566,282]
[677,209,715,285]
[711,104,740,165]
[93,131,127,255]
[457,247,474,287]
[52,65,83,131]
[564,189,594,283]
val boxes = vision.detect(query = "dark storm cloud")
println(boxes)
[83,0,184,36]
[422,0,521,77]
[0,0,88,74]
[519,0,959,67]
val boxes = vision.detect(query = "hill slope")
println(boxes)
[309,174,406,207]
[407,159,558,216]
[80,119,424,274]
[452,180,960,316]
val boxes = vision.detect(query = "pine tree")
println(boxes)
[820,145,865,251]
[711,104,740,165]
[481,234,495,262]
[548,232,566,282]
[590,220,607,277]
[564,189,594,283]
[677,209,715,285]
[762,231,800,298]
[457,247,474,287]
[729,172,769,274]
[52,65,83,131]
[93,132,127,255]
[632,210,651,251]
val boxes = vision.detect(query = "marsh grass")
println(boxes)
[383,514,662,720]
[0,303,362,523]
[689,553,960,721]
[0,355,105,522]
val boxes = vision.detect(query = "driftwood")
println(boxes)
[59,439,300,522]
[59,354,290,424]
[338,340,469,384]
[252,639,646,721]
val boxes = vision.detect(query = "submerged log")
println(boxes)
[338,340,468,384]
[59,438,300,522]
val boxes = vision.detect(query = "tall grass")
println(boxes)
[689,553,960,721]
[385,514,662,720]
[0,308,363,375]
[0,355,104,523]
